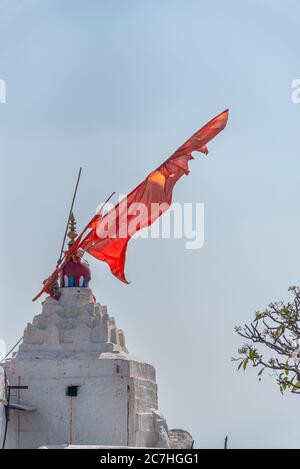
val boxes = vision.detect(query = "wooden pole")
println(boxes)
[75,191,115,248]
[32,187,115,302]
[57,167,82,266]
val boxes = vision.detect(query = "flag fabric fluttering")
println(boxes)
[33,109,229,301]
[79,109,229,283]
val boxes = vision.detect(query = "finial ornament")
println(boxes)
[67,212,78,245]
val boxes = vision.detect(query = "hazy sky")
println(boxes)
[0,0,300,449]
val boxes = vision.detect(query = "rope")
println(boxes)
[1,337,23,362]
[0,339,23,448]
[1,371,10,449]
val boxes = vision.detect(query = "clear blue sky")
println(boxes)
[0,0,300,448]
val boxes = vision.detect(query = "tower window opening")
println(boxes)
[66,385,79,397]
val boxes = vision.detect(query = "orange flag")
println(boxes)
[79,109,229,283]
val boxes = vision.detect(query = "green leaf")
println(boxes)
[273,325,284,340]
[255,311,266,320]
[243,358,249,370]
[293,382,300,390]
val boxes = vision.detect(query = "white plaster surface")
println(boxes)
[168,429,193,449]
[0,367,5,443]
[0,288,171,449]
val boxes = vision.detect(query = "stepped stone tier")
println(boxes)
[0,286,190,449]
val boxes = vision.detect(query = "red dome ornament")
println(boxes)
[60,253,91,288]
[60,213,91,288]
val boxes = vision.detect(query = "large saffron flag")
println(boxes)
[78,109,229,283]
[32,109,229,301]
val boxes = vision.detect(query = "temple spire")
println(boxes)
[67,212,78,246]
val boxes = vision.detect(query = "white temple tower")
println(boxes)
[1,285,174,448]
[0,219,193,449]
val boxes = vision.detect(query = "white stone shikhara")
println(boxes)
[21,288,128,354]
[1,288,172,449]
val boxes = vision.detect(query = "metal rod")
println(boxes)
[32,190,115,302]
[57,167,82,266]
[17,376,20,449]
[8,386,28,390]
[1,336,23,362]
[70,191,115,251]
[1,372,10,449]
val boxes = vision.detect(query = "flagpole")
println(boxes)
[57,167,82,266]
[32,187,115,303]
[74,191,116,243]
[33,109,229,301]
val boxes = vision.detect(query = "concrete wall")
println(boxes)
[2,288,169,448]
[4,354,158,448]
